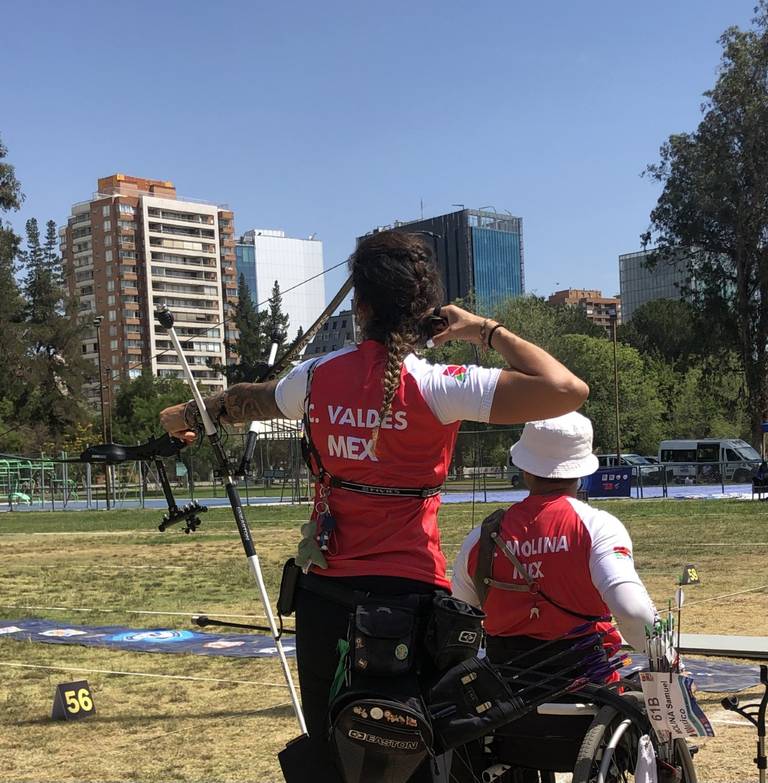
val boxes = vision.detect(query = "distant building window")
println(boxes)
[105,250,113,262]
[102,205,110,217]
[341,320,346,328]
[332,321,337,330]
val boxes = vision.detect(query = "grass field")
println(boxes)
[1,499,767,782]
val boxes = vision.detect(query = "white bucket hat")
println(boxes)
[509,412,599,479]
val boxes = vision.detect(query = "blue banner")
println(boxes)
[582,468,632,498]
[0,618,295,658]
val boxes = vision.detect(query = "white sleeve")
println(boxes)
[450,527,482,607]
[575,503,645,595]
[566,498,656,650]
[274,358,314,420]
[601,582,657,651]
[404,355,501,424]
[274,345,357,419]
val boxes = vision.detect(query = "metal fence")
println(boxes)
[2,433,763,512]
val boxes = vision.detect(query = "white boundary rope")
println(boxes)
[0,660,288,687]
[0,603,270,621]
[682,584,768,609]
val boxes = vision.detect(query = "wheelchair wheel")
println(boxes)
[572,693,697,783]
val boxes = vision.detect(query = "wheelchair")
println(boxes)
[449,681,699,783]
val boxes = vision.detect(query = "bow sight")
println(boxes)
[79,433,207,534]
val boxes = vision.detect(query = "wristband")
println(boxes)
[183,399,203,430]
[487,323,502,349]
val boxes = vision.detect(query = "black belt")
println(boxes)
[327,476,442,498]
[298,571,439,609]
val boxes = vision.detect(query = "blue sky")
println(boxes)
[0,0,756,305]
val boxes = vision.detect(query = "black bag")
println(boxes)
[330,688,433,783]
[277,558,301,617]
[427,656,529,751]
[278,733,344,783]
[351,601,418,677]
[424,594,485,671]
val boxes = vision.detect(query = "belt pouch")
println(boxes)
[424,594,485,671]
[351,602,417,678]
[277,558,301,617]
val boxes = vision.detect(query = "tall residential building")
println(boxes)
[305,309,357,356]
[547,288,621,330]
[61,174,237,408]
[363,208,524,314]
[235,229,325,338]
[619,249,692,321]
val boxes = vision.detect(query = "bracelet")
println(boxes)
[487,323,502,349]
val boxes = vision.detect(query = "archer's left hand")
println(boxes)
[160,403,197,443]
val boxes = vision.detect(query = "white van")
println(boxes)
[658,439,761,484]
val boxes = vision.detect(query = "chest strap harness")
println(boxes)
[472,508,603,624]
[300,359,442,500]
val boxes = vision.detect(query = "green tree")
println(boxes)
[0,136,28,446]
[219,274,268,383]
[16,218,91,447]
[617,299,702,367]
[554,335,665,455]
[112,369,191,443]
[643,2,768,443]
[262,279,290,352]
[664,360,749,439]
[493,295,604,355]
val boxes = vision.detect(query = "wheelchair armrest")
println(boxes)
[536,702,599,717]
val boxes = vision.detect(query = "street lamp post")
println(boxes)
[610,308,621,464]
[93,316,111,509]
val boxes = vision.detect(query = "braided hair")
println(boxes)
[350,231,443,453]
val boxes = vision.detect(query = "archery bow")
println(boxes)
[156,304,307,735]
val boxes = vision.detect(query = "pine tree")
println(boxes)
[218,274,268,383]
[17,218,91,447]
[0,136,29,449]
[262,280,290,353]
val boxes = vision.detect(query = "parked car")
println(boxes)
[507,447,523,487]
[658,439,761,484]
[596,453,663,483]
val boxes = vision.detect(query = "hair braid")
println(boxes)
[371,331,411,454]
[350,230,444,454]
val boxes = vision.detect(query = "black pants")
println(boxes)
[294,573,438,780]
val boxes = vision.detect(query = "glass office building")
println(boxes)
[619,249,692,321]
[368,208,524,314]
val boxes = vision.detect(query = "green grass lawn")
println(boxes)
[1,499,767,781]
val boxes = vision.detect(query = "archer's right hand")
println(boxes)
[430,304,493,347]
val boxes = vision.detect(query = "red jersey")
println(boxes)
[275,341,500,588]
[453,494,640,652]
